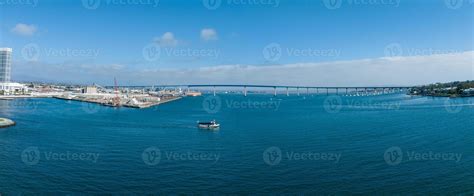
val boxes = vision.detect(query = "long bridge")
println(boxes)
[108,84,412,96]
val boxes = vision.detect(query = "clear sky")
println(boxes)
[0,0,473,85]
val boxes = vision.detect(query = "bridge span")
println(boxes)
[108,84,412,96]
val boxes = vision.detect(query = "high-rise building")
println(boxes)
[0,48,27,95]
[0,48,12,83]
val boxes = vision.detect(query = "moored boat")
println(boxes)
[0,118,16,128]
[197,120,220,129]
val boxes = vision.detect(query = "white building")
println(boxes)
[82,86,98,94]
[0,48,27,95]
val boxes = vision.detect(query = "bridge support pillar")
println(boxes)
[297,88,300,96]
[365,88,368,96]
[346,88,348,94]
[273,87,277,97]
[326,88,329,96]
[244,86,247,97]
[286,87,289,96]
[213,86,216,96]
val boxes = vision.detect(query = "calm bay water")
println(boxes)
[0,94,473,194]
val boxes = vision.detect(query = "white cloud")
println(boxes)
[200,28,218,41]
[13,51,474,86]
[154,32,178,47]
[11,23,37,36]
[133,51,474,86]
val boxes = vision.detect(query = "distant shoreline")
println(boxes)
[409,80,474,98]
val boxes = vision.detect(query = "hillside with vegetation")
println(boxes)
[409,80,474,97]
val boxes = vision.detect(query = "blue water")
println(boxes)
[0,94,473,194]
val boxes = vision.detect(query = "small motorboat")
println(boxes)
[197,120,220,130]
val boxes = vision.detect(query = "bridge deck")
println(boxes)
[108,84,411,89]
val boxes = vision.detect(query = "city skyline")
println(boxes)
[0,0,473,85]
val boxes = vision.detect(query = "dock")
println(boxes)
[53,93,183,109]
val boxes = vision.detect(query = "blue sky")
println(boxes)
[0,0,473,85]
